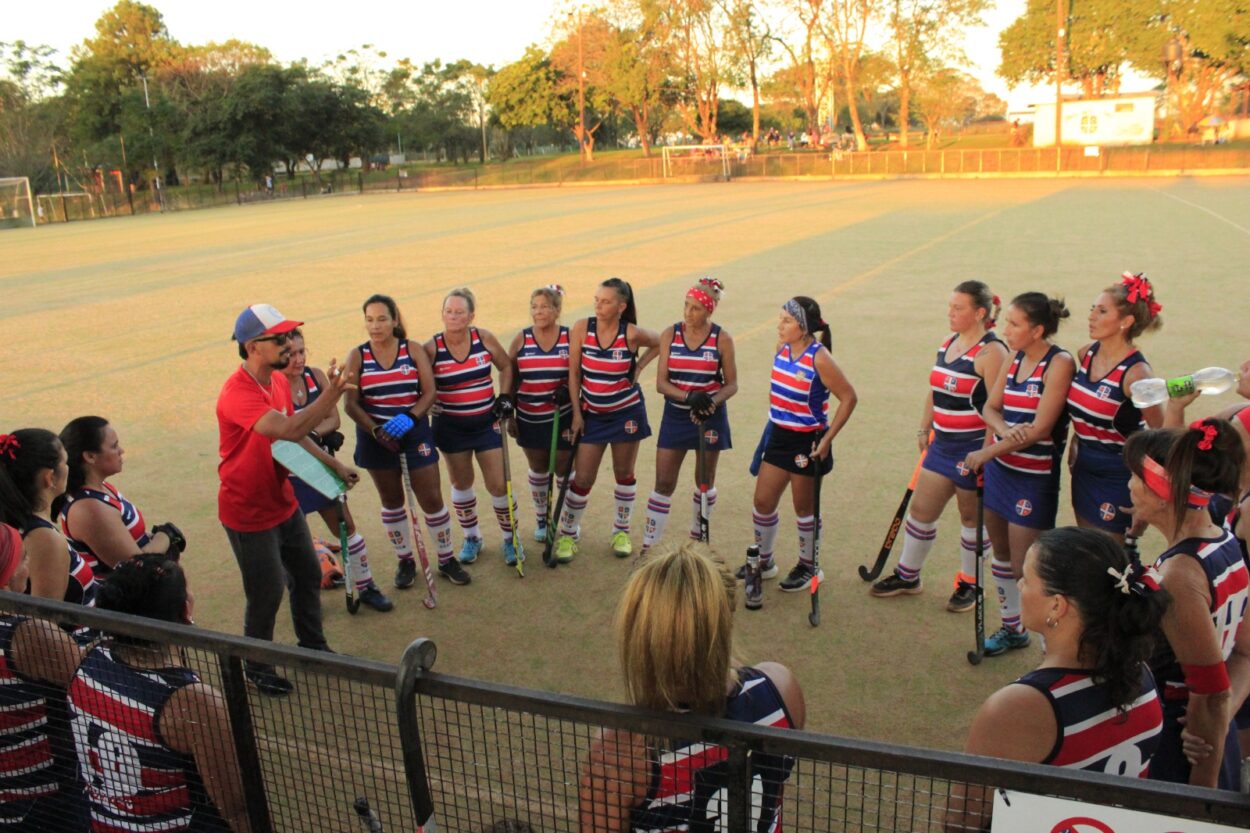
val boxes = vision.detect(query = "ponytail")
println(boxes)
[602,278,637,326]
[0,429,62,530]
[1010,292,1069,337]
[791,296,831,350]
[1164,418,1243,536]
[953,280,999,329]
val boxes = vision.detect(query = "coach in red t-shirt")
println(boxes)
[217,303,357,696]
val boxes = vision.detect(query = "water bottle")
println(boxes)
[1129,367,1236,409]
[744,545,763,611]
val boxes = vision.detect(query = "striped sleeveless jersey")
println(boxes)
[60,483,151,578]
[0,615,58,819]
[358,341,422,423]
[433,329,496,418]
[1066,343,1147,451]
[1016,665,1162,776]
[769,341,828,432]
[23,518,95,608]
[515,326,571,421]
[580,319,641,414]
[992,345,1070,476]
[666,323,723,412]
[930,332,999,445]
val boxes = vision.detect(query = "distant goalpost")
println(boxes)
[0,177,36,228]
[661,145,730,181]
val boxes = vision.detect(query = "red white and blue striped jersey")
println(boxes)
[1015,665,1162,776]
[23,517,96,608]
[580,319,641,415]
[769,341,828,433]
[516,326,571,421]
[1067,344,1147,452]
[358,341,423,423]
[60,483,151,579]
[0,615,58,818]
[433,329,497,419]
[930,332,1000,445]
[630,667,795,833]
[991,345,1070,476]
[292,368,321,413]
[69,645,204,833]
[666,323,724,413]
[1151,531,1250,702]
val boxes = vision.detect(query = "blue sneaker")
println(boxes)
[983,626,1030,656]
[458,537,482,564]
[503,539,523,566]
[533,524,548,543]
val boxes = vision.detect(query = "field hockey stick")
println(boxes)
[966,474,986,665]
[809,439,823,628]
[398,452,437,610]
[499,415,525,577]
[338,496,359,615]
[542,387,570,565]
[858,435,931,581]
[544,432,581,567]
[696,425,710,543]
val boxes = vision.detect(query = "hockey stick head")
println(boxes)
[421,596,436,610]
[553,385,571,406]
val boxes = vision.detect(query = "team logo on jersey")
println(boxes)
[1026,383,1041,398]
[943,375,957,392]
[400,364,413,375]
[796,370,809,381]
[475,354,488,366]
[1096,383,1113,400]
[418,443,432,457]
[1015,499,1033,517]
[703,429,718,445]
[612,349,625,360]
[1099,502,1117,522]
[624,420,638,435]
[558,349,568,358]
[794,454,810,469]
[702,351,715,362]
[956,461,971,477]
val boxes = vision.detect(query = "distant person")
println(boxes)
[578,542,804,831]
[216,304,356,695]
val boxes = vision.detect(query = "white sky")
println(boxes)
[3,0,1099,109]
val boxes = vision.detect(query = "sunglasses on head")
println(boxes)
[253,332,293,345]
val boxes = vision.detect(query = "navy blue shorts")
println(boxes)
[657,401,732,451]
[433,412,503,454]
[1070,441,1132,534]
[516,411,575,451]
[921,436,981,491]
[293,477,335,514]
[983,458,1060,530]
[761,423,832,476]
[581,399,652,445]
[353,419,439,471]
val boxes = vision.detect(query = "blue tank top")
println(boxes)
[1067,343,1147,452]
[930,332,1000,446]
[666,323,724,412]
[581,319,641,414]
[59,483,151,579]
[358,340,423,422]
[0,615,59,820]
[768,341,828,432]
[993,344,1070,476]
[516,326,571,421]
[433,329,496,419]
[22,517,96,607]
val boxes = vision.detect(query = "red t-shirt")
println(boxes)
[216,366,298,531]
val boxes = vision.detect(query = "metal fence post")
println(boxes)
[395,638,438,828]
[725,745,752,831]
[218,655,274,833]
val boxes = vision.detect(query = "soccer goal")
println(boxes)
[0,177,36,228]
[661,145,730,181]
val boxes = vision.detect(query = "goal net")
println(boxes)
[661,145,730,181]
[0,177,35,228]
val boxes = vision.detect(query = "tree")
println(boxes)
[998,0,1144,98]
[824,0,876,150]
[488,47,572,158]
[723,0,773,147]
[774,0,834,138]
[645,0,732,140]
[599,2,678,157]
[912,67,980,147]
[0,41,66,187]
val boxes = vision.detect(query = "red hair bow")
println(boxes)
[1120,272,1163,316]
[0,435,19,462]
[1190,420,1218,451]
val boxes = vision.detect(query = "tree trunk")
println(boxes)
[750,60,761,150]
[898,70,910,149]
[844,74,867,151]
[632,107,652,157]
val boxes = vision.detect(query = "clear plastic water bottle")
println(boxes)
[1129,367,1236,409]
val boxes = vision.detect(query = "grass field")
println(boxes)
[4,177,1249,755]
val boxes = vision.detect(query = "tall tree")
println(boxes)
[0,41,65,186]
[911,66,979,147]
[775,0,836,137]
[723,0,773,147]
[823,0,876,150]
[645,0,731,140]
[998,0,1144,98]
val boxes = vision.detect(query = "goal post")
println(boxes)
[0,177,36,228]
[661,145,730,182]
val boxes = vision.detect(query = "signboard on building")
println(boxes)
[1032,95,1157,147]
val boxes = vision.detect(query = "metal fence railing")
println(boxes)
[2,591,1247,833]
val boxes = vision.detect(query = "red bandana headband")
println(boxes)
[1120,272,1163,317]
[687,287,716,313]
[1141,456,1213,509]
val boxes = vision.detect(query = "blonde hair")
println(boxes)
[615,541,737,716]
[531,285,564,315]
[444,287,476,314]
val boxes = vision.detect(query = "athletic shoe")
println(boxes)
[358,583,394,613]
[983,626,1030,656]
[735,560,779,581]
[394,558,417,589]
[869,572,922,597]
[458,537,482,564]
[503,539,522,566]
[533,524,548,543]
[554,535,577,563]
[779,562,823,592]
[947,584,977,613]
[245,664,293,697]
[611,531,632,558]
[438,560,472,585]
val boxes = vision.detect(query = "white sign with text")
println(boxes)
[992,790,1247,833]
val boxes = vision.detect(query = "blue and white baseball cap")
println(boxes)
[232,304,303,343]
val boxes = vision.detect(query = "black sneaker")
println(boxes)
[947,583,977,613]
[394,559,417,589]
[438,560,472,585]
[779,562,822,592]
[359,583,394,612]
[735,560,779,581]
[245,664,293,697]
[870,572,922,597]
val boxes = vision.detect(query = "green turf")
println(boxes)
[4,177,1249,754]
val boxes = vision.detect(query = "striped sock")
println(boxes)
[491,494,515,542]
[559,482,590,537]
[992,559,1023,632]
[643,492,672,549]
[451,487,480,539]
[613,477,637,534]
[689,487,718,539]
[896,515,938,581]
[424,509,454,566]
[955,525,988,587]
[528,469,549,529]
[380,507,412,561]
[753,510,780,568]
[347,534,374,590]
[796,515,818,567]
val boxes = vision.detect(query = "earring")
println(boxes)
[1045,616,1058,629]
